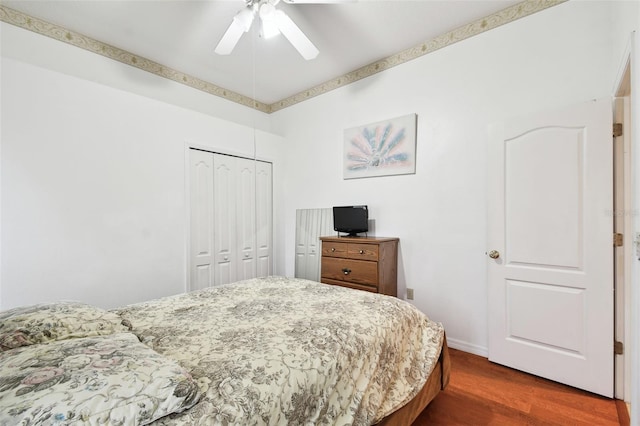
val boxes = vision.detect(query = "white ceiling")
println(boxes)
[3,0,524,106]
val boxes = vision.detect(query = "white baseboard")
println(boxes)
[446,337,488,358]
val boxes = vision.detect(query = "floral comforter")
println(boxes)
[114,276,445,425]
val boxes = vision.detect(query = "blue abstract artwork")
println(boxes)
[343,113,417,179]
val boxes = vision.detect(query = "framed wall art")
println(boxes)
[343,113,417,179]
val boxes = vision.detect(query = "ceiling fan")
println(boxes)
[215,0,352,60]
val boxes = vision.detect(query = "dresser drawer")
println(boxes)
[321,257,378,286]
[321,241,378,261]
[321,278,378,293]
[322,241,349,258]
[348,243,378,260]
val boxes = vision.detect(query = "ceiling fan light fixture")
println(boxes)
[260,20,281,39]
[259,2,276,18]
[234,7,256,32]
[259,3,280,39]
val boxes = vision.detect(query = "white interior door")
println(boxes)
[487,98,613,397]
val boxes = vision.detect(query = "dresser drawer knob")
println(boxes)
[331,248,335,252]
[359,250,364,254]
[342,268,351,275]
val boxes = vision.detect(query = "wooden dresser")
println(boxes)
[319,236,399,296]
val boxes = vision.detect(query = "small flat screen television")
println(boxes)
[333,205,368,237]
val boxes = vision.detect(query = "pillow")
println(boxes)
[0,301,131,351]
[0,332,201,425]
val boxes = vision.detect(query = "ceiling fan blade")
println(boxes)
[215,8,255,55]
[215,19,245,55]
[274,10,319,60]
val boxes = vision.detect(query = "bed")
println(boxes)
[0,276,448,425]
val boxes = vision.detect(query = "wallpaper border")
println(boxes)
[0,0,565,114]
[0,4,271,113]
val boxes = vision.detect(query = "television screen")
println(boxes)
[333,206,368,236]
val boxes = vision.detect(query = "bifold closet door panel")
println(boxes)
[189,150,215,291]
[295,208,333,281]
[255,161,273,278]
[294,210,311,280]
[295,210,312,279]
[235,156,257,281]
[212,153,240,285]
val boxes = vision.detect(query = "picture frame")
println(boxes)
[343,113,417,179]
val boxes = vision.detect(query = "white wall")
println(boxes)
[1,54,286,310]
[0,22,272,132]
[272,0,622,355]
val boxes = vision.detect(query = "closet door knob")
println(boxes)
[488,250,500,259]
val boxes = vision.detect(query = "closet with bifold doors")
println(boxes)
[189,148,272,290]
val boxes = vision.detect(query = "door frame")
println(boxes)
[612,31,639,423]
[613,61,632,403]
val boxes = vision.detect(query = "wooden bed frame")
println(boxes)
[377,334,451,425]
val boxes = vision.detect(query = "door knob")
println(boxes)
[488,250,500,259]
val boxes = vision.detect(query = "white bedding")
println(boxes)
[114,276,445,425]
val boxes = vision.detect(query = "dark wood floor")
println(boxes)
[413,348,628,426]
